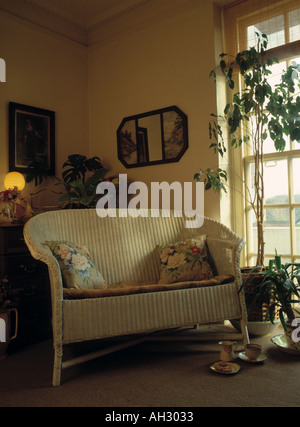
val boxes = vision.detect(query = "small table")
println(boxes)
[0,223,51,348]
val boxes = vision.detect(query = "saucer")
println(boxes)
[238,351,267,363]
[210,361,241,375]
[271,334,300,355]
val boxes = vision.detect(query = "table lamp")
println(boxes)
[4,172,25,191]
[3,172,26,221]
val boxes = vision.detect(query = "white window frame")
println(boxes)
[237,22,300,264]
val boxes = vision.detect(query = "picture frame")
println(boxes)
[9,102,55,175]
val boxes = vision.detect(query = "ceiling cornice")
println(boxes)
[0,0,88,45]
[0,0,198,47]
[86,0,149,30]
[88,0,199,47]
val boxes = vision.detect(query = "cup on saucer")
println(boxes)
[245,343,262,360]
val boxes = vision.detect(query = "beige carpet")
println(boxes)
[0,323,299,407]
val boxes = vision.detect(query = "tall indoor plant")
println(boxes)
[194,33,300,267]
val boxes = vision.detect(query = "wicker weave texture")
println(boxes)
[24,209,248,385]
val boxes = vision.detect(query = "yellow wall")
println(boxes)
[88,1,221,220]
[0,1,222,218]
[0,11,89,204]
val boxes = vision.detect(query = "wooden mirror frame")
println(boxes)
[117,106,188,168]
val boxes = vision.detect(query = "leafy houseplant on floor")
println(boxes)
[240,252,300,350]
[194,33,300,326]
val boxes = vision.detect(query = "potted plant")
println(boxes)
[25,154,109,209]
[57,154,108,208]
[194,33,300,326]
[25,160,53,186]
[194,33,300,267]
[240,252,300,350]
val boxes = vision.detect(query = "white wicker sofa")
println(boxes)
[24,208,249,386]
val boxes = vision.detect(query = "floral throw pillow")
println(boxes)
[158,236,214,284]
[45,241,107,290]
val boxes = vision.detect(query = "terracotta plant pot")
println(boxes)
[241,267,279,323]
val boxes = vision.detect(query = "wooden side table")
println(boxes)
[0,223,51,347]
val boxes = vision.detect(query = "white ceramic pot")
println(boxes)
[0,308,18,360]
[230,319,281,337]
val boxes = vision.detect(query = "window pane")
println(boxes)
[293,158,300,203]
[290,58,300,133]
[289,8,300,42]
[264,160,289,204]
[265,208,290,254]
[262,132,289,154]
[295,208,300,254]
[265,61,290,152]
[247,15,285,49]
[249,120,289,155]
[252,208,290,255]
[251,210,257,255]
[267,61,287,90]
[248,60,290,154]
[250,160,288,204]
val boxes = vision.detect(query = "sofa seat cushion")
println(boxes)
[63,274,235,300]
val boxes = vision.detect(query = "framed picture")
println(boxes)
[9,102,55,175]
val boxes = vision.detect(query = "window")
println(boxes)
[245,55,300,264]
[223,0,300,265]
[224,0,300,54]
[242,6,300,49]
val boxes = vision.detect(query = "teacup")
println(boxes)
[245,343,262,360]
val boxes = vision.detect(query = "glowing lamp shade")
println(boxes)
[4,172,25,191]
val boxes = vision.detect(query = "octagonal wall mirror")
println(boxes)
[117,106,188,168]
